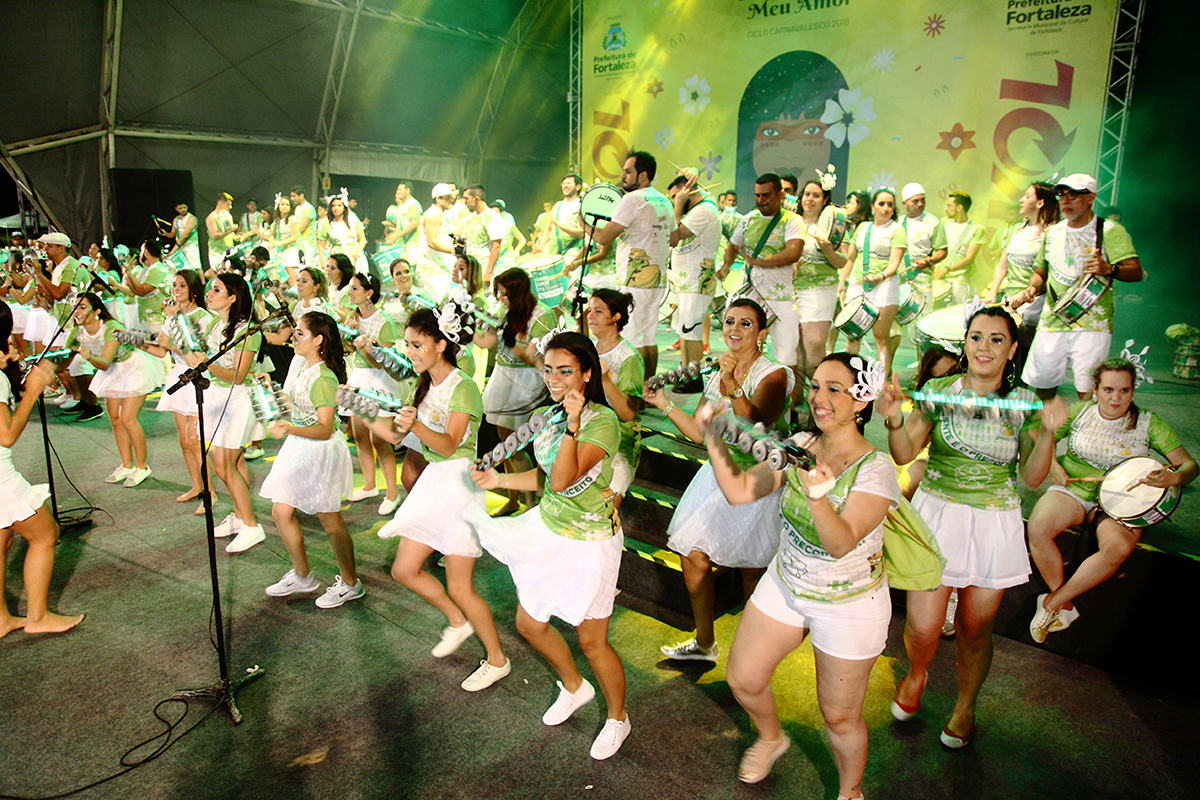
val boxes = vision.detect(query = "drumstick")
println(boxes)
[1065,475,1106,484]
[1123,464,1176,492]
[688,182,722,196]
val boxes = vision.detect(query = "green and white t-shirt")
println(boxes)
[532,401,620,541]
[794,205,847,291]
[920,375,1041,510]
[497,304,555,369]
[1057,400,1182,504]
[386,197,422,247]
[1001,222,1047,298]
[610,186,674,290]
[346,309,397,373]
[776,447,897,602]
[1035,218,1137,334]
[702,354,794,469]
[941,219,985,287]
[670,197,721,295]
[130,260,171,327]
[67,319,132,364]
[850,220,907,284]
[460,209,508,263]
[208,210,236,256]
[286,361,338,427]
[415,368,482,464]
[900,212,947,290]
[596,337,644,469]
[294,201,318,259]
[204,317,261,388]
[548,198,583,256]
[731,209,803,301]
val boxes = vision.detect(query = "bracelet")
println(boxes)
[884,414,904,431]
[805,476,836,501]
[663,401,676,415]
[1111,263,1120,280]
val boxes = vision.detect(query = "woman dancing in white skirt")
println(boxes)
[368,303,510,691]
[259,312,360,608]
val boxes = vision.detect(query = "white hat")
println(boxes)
[431,183,455,199]
[901,183,925,202]
[1054,174,1098,194]
[38,232,71,247]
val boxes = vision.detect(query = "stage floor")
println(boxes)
[2,324,1198,799]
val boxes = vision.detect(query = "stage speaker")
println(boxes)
[109,168,193,249]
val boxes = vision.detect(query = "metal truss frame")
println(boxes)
[314,0,365,194]
[98,0,124,239]
[1095,0,1145,208]
[567,0,582,176]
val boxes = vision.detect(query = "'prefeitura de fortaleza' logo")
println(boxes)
[603,25,626,51]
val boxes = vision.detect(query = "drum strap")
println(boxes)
[861,223,874,268]
[750,212,782,261]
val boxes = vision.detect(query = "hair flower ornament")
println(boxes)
[1118,339,1153,387]
[436,301,465,343]
[816,163,837,192]
[848,355,886,402]
[531,322,570,357]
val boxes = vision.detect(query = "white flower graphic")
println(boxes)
[872,48,895,72]
[925,467,942,483]
[652,124,675,151]
[678,75,711,116]
[820,88,876,148]
[582,512,603,522]
[868,171,896,193]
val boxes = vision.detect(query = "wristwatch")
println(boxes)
[729,385,745,400]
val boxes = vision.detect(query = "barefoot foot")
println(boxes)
[24,612,85,634]
[0,615,27,638]
[177,489,202,503]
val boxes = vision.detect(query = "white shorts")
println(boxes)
[1045,484,1097,514]
[1022,329,1111,394]
[795,285,838,324]
[763,297,799,366]
[625,286,667,348]
[610,451,633,496]
[848,277,899,309]
[751,565,891,660]
[673,292,713,341]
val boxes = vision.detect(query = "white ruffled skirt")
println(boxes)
[260,433,352,514]
[156,359,198,415]
[202,384,255,450]
[911,489,1030,590]
[667,463,784,569]
[468,504,624,626]
[90,350,167,399]
[482,363,548,430]
[0,454,49,528]
[378,457,484,557]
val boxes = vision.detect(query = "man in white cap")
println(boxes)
[1011,173,1142,409]
[31,233,101,417]
[895,183,948,365]
[417,183,457,301]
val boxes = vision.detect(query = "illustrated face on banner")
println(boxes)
[738,51,849,208]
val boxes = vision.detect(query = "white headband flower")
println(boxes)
[338,187,349,205]
[274,192,282,206]
[436,301,469,343]
[816,163,837,192]
[531,322,569,356]
[1118,339,1153,387]
[848,355,886,402]
[963,295,987,331]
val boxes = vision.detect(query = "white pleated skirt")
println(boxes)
[482,363,548,430]
[90,350,167,399]
[260,434,352,514]
[0,455,49,529]
[156,359,198,415]
[667,462,784,569]
[202,384,255,450]
[469,504,624,626]
[911,488,1030,590]
[378,457,484,557]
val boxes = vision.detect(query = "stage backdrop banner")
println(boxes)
[582,0,1119,258]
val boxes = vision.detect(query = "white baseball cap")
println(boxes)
[37,232,71,247]
[1054,174,1098,194]
[901,183,925,202]
[431,183,455,199]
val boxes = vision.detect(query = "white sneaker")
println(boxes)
[349,487,380,502]
[461,659,511,692]
[105,465,134,484]
[378,494,402,516]
[542,678,595,726]
[590,715,632,760]
[315,575,365,608]
[266,569,321,597]
[213,513,243,538]
[243,446,265,460]
[123,467,152,487]
[225,524,265,553]
[50,391,70,405]
[660,637,718,661]
[58,398,80,411]
[431,622,474,658]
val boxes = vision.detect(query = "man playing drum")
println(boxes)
[417,183,458,302]
[383,182,422,253]
[667,170,722,375]
[1010,174,1143,412]
[547,174,585,262]
[894,183,948,366]
[587,151,675,378]
[460,185,507,284]
[720,174,803,385]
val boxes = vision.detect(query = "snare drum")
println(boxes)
[915,304,966,356]
[372,242,408,271]
[1098,456,1181,527]
[1052,274,1110,324]
[834,295,879,341]
[894,284,927,327]
[163,248,190,272]
[519,254,568,307]
[580,183,625,225]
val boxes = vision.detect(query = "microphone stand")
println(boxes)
[571,213,606,336]
[27,290,91,529]
[166,308,286,722]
